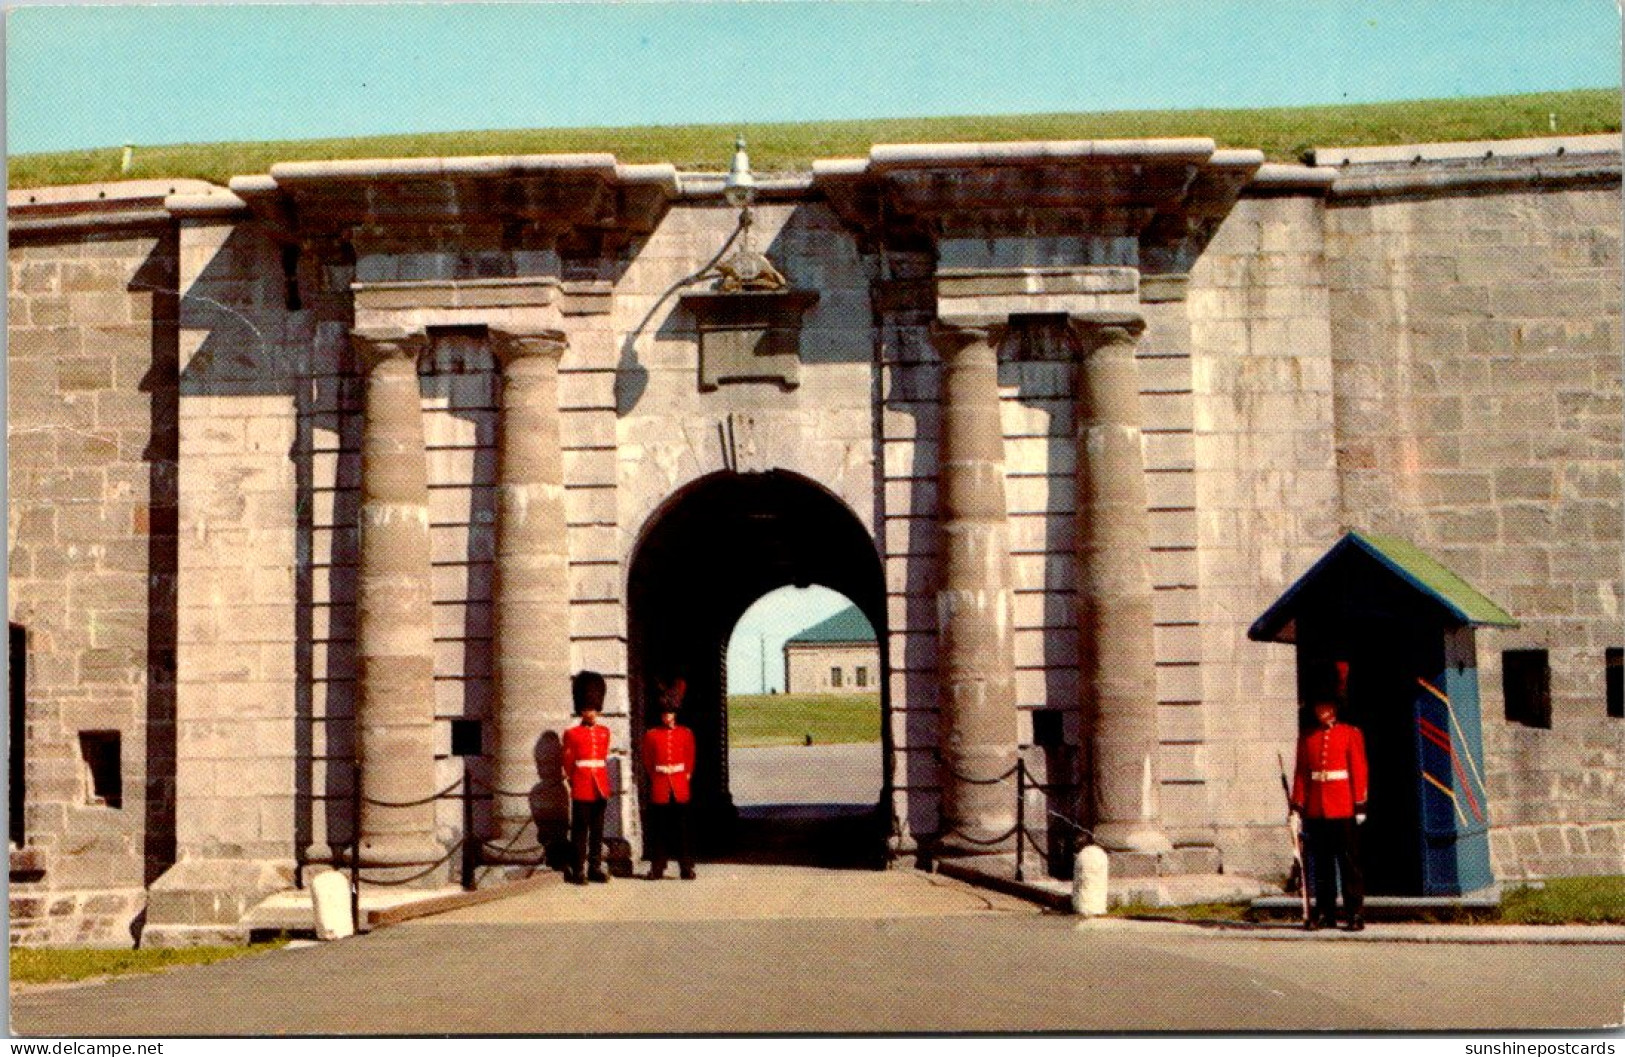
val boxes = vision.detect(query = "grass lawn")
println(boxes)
[1499,875,1625,925]
[1109,875,1625,925]
[10,89,1619,189]
[728,692,881,748]
[10,940,288,987]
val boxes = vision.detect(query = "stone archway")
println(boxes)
[626,469,889,865]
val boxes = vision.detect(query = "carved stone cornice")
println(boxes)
[814,141,1264,281]
[228,155,679,253]
[351,326,429,372]
[490,326,569,366]
[1067,312,1146,358]
[928,319,1007,360]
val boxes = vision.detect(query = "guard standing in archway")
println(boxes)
[1290,697,1369,931]
[562,671,612,885]
[642,677,697,880]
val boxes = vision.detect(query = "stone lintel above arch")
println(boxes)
[352,281,571,334]
[935,267,1141,326]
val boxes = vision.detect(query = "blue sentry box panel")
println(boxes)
[1413,664,1494,896]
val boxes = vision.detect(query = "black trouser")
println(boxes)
[570,796,607,876]
[1305,817,1364,921]
[647,800,693,874]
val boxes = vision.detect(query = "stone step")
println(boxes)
[240,882,469,934]
[936,853,1272,911]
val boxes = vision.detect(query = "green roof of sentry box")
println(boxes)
[1249,531,1519,643]
[786,606,876,645]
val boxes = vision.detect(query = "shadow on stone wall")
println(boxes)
[132,228,181,886]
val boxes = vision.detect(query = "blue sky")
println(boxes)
[6,1,1621,154]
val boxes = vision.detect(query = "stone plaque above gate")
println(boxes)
[681,290,819,392]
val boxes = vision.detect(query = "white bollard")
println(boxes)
[310,870,356,940]
[1072,844,1110,917]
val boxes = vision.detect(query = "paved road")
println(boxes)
[13,866,1623,1035]
[729,743,881,806]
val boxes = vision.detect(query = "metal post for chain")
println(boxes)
[349,772,361,934]
[1014,759,1027,883]
[460,755,477,891]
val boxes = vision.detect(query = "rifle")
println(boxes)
[1277,752,1311,926]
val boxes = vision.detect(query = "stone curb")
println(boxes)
[943,861,1625,946]
[1094,918,1625,946]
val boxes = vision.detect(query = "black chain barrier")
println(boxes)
[470,775,540,800]
[357,839,467,887]
[923,751,1083,883]
[937,823,1021,847]
[359,776,466,810]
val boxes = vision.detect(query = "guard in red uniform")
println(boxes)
[1290,697,1370,931]
[642,677,697,880]
[561,670,612,885]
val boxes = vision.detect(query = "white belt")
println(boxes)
[1310,770,1349,781]
[574,759,606,769]
[655,764,686,775]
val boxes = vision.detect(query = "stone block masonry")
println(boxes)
[8,200,181,944]
[1323,180,1624,882]
[8,140,1622,944]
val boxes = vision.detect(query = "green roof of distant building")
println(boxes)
[786,605,876,645]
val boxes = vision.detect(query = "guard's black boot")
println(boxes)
[1303,917,1321,932]
[1345,915,1365,932]
[679,865,697,881]
[647,862,666,881]
[588,868,610,884]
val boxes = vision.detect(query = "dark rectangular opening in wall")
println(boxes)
[450,719,483,758]
[1032,709,1066,749]
[79,731,122,808]
[1502,649,1552,729]
[830,667,842,689]
[1607,648,1623,719]
[9,623,25,845]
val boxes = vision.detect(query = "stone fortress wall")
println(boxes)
[7,135,1621,945]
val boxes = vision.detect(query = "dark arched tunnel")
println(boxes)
[626,470,889,866]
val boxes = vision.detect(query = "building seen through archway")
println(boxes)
[725,591,883,865]
[626,470,889,867]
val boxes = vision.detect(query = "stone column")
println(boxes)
[932,321,1019,850]
[1072,315,1172,855]
[488,325,572,853]
[352,326,440,866]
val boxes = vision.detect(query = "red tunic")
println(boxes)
[1291,721,1369,819]
[642,726,696,804]
[561,723,612,801]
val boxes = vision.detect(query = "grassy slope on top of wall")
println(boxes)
[9,89,1620,190]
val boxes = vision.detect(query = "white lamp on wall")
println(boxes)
[712,136,786,293]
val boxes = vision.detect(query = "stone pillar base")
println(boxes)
[143,859,295,944]
[934,833,1019,859]
[355,835,447,869]
[1092,821,1175,857]
[1104,846,1223,879]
